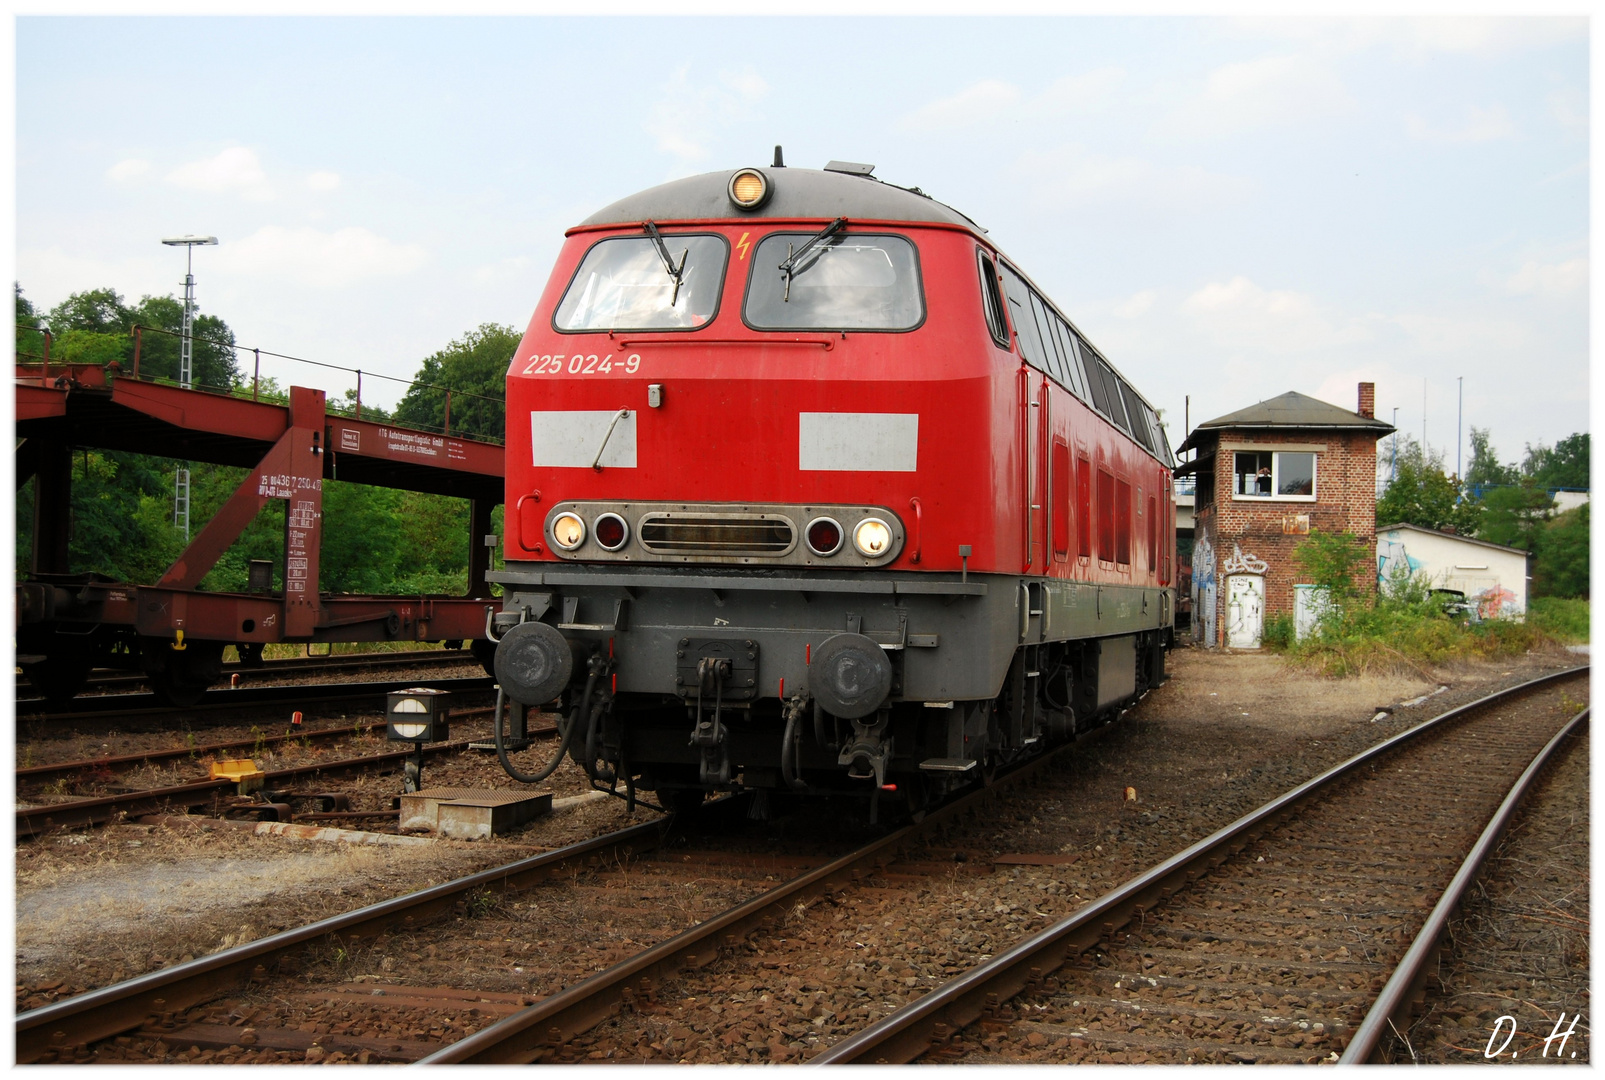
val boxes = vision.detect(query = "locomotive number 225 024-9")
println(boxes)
[521,353,642,376]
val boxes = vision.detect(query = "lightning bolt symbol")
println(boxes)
[736,231,751,260]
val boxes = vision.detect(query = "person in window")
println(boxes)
[1255,466,1272,495]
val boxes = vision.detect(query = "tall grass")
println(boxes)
[1266,544,1584,676]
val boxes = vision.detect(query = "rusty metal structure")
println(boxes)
[15,359,504,706]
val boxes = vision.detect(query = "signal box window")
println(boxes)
[555,234,728,332]
[1233,450,1316,500]
[745,233,923,331]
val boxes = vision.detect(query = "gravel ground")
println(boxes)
[1410,729,1590,1065]
[14,642,1586,1062]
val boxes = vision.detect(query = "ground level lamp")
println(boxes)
[386,687,452,792]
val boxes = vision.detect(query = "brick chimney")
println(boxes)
[1358,382,1375,419]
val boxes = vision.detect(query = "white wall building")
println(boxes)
[1376,523,1531,620]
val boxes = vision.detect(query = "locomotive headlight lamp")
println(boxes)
[552,512,586,550]
[593,513,629,551]
[853,518,893,558]
[727,168,772,210]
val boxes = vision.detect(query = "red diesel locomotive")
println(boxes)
[487,156,1175,816]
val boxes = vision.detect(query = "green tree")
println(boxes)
[1523,433,1590,491]
[15,284,47,362]
[1375,436,1481,535]
[1465,426,1518,491]
[43,285,239,389]
[392,323,516,441]
[1534,502,1589,599]
[1293,529,1370,601]
[1477,480,1554,552]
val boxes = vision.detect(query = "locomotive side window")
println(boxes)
[1029,293,1070,386]
[1052,439,1071,559]
[1089,352,1132,434]
[998,264,1050,371]
[744,232,923,331]
[1050,316,1090,402]
[554,234,728,332]
[1119,381,1154,453]
[1077,455,1093,559]
[977,251,1010,347]
[1097,466,1115,563]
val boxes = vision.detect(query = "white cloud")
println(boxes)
[471,256,532,285]
[1016,144,1246,212]
[900,80,1022,132]
[166,147,274,202]
[1404,105,1515,143]
[1503,258,1587,297]
[1175,55,1353,137]
[899,68,1122,133]
[215,225,426,289]
[106,158,151,184]
[646,65,769,163]
[1230,17,1584,57]
[1179,275,1369,353]
[307,171,341,191]
[1112,290,1157,319]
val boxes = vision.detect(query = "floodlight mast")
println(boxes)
[160,235,217,389]
[160,235,217,540]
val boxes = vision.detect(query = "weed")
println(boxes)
[464,888,501,918]
[1530,597,1591,644]
[250,725,266,758]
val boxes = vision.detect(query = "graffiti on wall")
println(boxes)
[1221,543,1268,575]
[1193,530,1217,647]
[1474,585,1520,621]
[1376,539,1424,585]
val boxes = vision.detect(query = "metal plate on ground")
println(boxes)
[399,786,553,839]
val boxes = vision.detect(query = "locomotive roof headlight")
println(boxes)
[853,518,893,558]
[593,512,630,551]
[551,512,586,550]
[805,516,844,557]
[728,168,772,210]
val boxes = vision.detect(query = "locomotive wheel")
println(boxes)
[22,651,94,707]
[470,637,498,678]
[660,787,708,816]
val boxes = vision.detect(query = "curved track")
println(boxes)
[815,666,1587,1064]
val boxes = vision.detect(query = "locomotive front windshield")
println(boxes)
[554,234,727,332]
[744,233,923,331]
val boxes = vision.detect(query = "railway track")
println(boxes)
[29,649,483,700]
[815,666,1588,1064]
[15,709,556,840]
[14,676,495,725]
[15,713,1121,1064]
[17,668,1586,1064]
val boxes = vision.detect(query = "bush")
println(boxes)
[1261,612,1295,651]
[1529,597,1590,644]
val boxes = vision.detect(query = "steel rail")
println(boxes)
[16,676,494,719]
[14,733,551,839]
[1340,705,1590,1064]
[16,704,514,788]
[420,720,1126,1064]
[14,817,671,1062]
[812,665,1589,1064]
[54,649,479,695]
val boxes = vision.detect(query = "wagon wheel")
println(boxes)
[22,651,94,707]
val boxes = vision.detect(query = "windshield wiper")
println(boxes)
[643,221,688,306]
[778,217,847,302]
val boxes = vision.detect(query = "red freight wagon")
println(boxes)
[487,157,1175,818]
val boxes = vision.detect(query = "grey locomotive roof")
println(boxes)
[1177,391,1394,453]
[578,167,982,231]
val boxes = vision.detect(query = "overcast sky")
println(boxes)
[14,15,1589,471]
